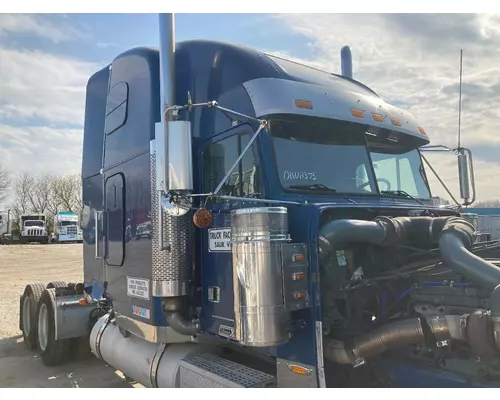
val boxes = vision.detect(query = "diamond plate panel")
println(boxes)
[150,150,192,296]
[179,353,275,388]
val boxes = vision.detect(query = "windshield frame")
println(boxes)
[267,114,432,200]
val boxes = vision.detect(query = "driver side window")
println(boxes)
[203,132,260,203]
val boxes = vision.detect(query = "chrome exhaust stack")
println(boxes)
[340,45,353,79]
[150,13,198,335]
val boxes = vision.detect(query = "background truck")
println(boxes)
[18,14,500,388]
[0,209,12,244]
[52,211,83,243]
[19,214,48,244]
[462,208,500,241]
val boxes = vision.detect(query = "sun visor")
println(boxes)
[242,77,430,145]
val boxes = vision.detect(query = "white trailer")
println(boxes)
[52,211,82,243]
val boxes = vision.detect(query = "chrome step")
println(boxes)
[179,353,275,388]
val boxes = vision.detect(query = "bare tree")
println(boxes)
[11,171,34,218]
[0,164,11,206]
[53,174,82,213]
[10,171,83,225]
[27,173,57,214]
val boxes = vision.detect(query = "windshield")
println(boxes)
[269,117,377,194]
[362,134,431,199]
[368,149,431,199]
[25,220,43,227]
[61,221,77,226]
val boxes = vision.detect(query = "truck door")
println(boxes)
[200,123,264,335]
[105,173,125,266]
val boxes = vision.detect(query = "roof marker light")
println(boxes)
[372,113,384,122]
[390,118,401,127]
[418,126,426,135]
[295,99,313,110]
[350,108,364,118]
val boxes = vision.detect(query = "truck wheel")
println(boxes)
[46,281,67,289]
[36,289,71,366]
[20,283,46,350]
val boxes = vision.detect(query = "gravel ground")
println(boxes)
[0,243,140,388]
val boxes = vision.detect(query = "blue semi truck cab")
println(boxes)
[18,14,500,388]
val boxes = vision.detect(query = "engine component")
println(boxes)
[324,315,467,366]
[488,284,500,353]
[319,216,500,291]
[319,215,500,369]
[438,219,500,291]
[90,314,219,388]
[231,206,291,347]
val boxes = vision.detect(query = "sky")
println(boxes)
[1,12,500,204]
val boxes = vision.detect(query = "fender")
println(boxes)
[46,288,97,341]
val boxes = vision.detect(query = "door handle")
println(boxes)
[94,210,103,259]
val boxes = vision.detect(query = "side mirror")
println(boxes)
[457,148,476,206]
[419,145,477,208]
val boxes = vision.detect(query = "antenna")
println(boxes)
[457,49,463,149]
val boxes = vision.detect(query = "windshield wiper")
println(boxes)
[287,183,338,192]
[381,189,424,205]
[287,184,357,204]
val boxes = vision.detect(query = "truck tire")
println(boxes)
[36,288,71,366]
[20,283,46,350]
[46,281,67,289]
[69,336,92,361]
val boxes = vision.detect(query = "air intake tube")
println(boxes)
[325,315,466,365]
[319,215,500,290]
[438,217,500,291]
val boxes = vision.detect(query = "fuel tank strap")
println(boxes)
[150,343,167,388]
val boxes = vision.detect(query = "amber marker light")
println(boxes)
[295,99,313,109]
[350,108,364,118]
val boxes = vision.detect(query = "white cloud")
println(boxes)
[270,13,500,202]
[0,14,95,180]
[0,46,98,126]
[0,14,84,43]
[0,124,83,176]
[0,13,92,200]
